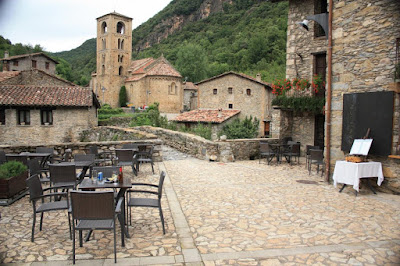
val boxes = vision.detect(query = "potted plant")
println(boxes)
[0,161,28,199]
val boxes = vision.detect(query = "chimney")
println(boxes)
[256,73,261,82]
[217,108,222,118]
[4,51,9,58]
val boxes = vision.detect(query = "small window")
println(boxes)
[41,109,53,125]
[102,39,106,50]
[121,39,124,50]
[118,66,123,76]
[0,108,5,125]
[13,61,18,66]
[228,104,233,109]
[213,89,218,95]
[45,62,49,70]
[102,65,105,75]
[228,87,233,94]
[169,82,177,95]
[17,109,30,125]
[117,22,125,34]
[32,60,37,68]
[101,21,107,34]
[118,39,121,49]
[246,89,251,96]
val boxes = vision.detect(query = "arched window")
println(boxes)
[102,54,105,63]
[121,39,124,50]
[120,55,123,63]
[102,65,105,75]
[116,22,125,34]
[101,22,107,34]
[169,82,177,95]
[119,66,123,76]
[102,39,106,50]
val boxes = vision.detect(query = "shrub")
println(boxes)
[119,86,127,107]
[272,95,325,114]
[219,116,259,139]
[0,161,28,179]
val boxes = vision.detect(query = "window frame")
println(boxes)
[40,109,53,125]
[45,62,49,70]
[228,104,233,109]
[31,60,37,68]
[228,87,233,94]
[0,108,5,125]
[213,88,218,95]
[246,89,252,96]
[17,109,30,125]
[13,61,18,66]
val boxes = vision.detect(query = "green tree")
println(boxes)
[220,116,260,139]
[119,86,127,107]
[175,43,208,82]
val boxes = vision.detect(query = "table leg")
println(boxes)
[366,179,377,194]
[339,184,346,192]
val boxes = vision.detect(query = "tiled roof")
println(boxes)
[97,12,132,20]
[195,71,271,88]
[1,52,58,64]
[0,71,20,82]
[173,109,240,124]
[126,56,182,82]
[183,82,198,90]
[0,85,96,107]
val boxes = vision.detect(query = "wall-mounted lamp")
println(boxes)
[296,13,329,40]
[296,20,309,31]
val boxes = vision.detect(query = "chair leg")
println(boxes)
[151,162,154,174]
[79,230,83,247]
[40,212,44,231]
[159,206,165,235]
[68,212,72,240]
[31,213,36,242]
[114,225,117,263]
[73,229,76,264]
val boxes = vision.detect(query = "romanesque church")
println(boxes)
[90,12,183,113]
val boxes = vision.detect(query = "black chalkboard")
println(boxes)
[341,91,394,156]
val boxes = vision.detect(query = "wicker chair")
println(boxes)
[28,157,49,182]
[282,143,301,165]
[305,145,320,169]
[88,145,113,166]
[49,164,78,189]
[70,190,123,264]
[308,149,324,176]
[259,142,277,165]
[74,154,96,179]
[26,174,71,242]
[126,171,166,234]
[136,145,155,174]
[115,149,138,176]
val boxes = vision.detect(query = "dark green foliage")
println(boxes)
[175,43,208,82]
[119,86,128,107]
[220,116,260,139]
[130,103,170,128]
[0,161,28,179]
[271,95,325,114]
[98,104,125,121]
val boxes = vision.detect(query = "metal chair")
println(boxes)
[282,143,300,165]
[259,142,277,165]
[74,154,95,178]
[136,144,155,174]
[115,149,138,176]
[308,149,324,176]
[88,145,113,166]
[27,157,49,183]
[305,145,320,169]
[70,190,122,264]
[126,171,166,234]
[0,150,6,165]
[26,174,71,242]
[49,164,78,189]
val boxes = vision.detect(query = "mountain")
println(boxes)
[54,0,289,84]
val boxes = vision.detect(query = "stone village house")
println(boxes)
[196,71,273,137]
[1,52,58,75]
[280,0,400,190]
[90,12,184,113]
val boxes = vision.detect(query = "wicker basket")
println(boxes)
[345,156,366,163]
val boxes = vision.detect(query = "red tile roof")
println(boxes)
[0,71,20,82]
[183,82,198,90]
[0,85,96,107]
[173,109,240,124]
[195,71,271,88]
[126,56,182,82]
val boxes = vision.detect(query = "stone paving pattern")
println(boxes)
[0,146,399,265]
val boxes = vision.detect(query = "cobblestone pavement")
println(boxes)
[1,146,399,265]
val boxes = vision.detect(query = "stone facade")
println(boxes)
[196,72,273,137]
[1,52,57,75]
[0,107,97,145]
[0,69,75,87]
[285,0,400,190]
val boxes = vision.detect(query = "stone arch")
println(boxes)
[101,21,107,34]
[119,66,123,76]
[116,22,125,34]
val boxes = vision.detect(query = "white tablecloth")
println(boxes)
[333,161,384,192]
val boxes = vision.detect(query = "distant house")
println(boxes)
[0,69,75,87]
[173,109,240,140]
[1,52,58,75]
[183,81,198,111]
[196,71,273,137]
[0,85,100,145]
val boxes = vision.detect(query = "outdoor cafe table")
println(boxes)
[333,160,384,195]
[57,161,93,181]
[269,143,290,163]
[6,152,52,168]
[78,177,132,246]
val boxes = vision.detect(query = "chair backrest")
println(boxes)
[92,166,120,178]
[0,150,6,164]
[291,143,300,154]
[6,155,28,166]
[306,145,320,155]
[115,149,134,163]
[27,158,41,177]
[122,143,138,149]
[310,149,323,161]
[49,164,77,184]
[259,142,270,153]
[63,150,72,162]
[157,171,166,199]
[88,146,99,156]
[74,154,95,163]
[70,191,115,220]
[26,174,43,201]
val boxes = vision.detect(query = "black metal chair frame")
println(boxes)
[308,149,324,176]
[259,142,277,165]
[115,149,138,176]
[70,190,122,264]
[136,145,155,174]
[305,145,320,169]
[28,157,49,183]
[88,145,113,166]
[282,143,301,165]
[126,171,166,234]
[26,174,72,242]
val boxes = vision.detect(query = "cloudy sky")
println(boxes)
[0,0,172,53]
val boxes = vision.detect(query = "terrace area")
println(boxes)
[1,146,399,265]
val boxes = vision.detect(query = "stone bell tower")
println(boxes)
[94,12,132,107]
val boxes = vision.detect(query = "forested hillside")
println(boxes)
[1,0,288,85]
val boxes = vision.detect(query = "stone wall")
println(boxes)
[0,107,97,145]
[0,69,74,86]
[197,73,272,136]
[135,126,279,162]
[5,55,56,75]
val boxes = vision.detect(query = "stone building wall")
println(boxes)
[148,77,183,113]
[0,107,97,145]
[197,74,272,136]
[5,55,57,75]
[0,69,74,87]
